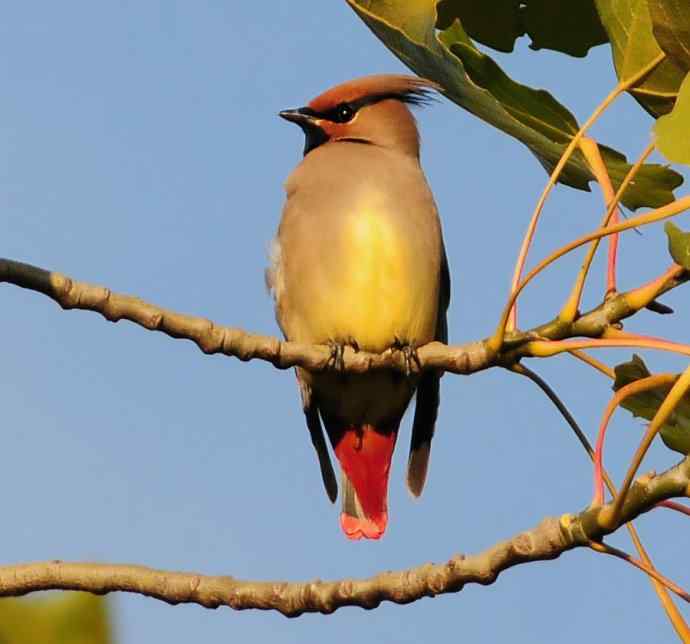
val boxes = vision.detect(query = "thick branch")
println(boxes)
[1,258,686,376]
[0,259,489,373]
[0,457,687,616]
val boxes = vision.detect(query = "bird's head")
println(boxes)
[279,74,438,158]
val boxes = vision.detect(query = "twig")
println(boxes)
[659,500,690,517]
[568,350,615,378]
[559,141,656,323]
[510,363,592,456]
[589,541,690,602]
[577,137,622,298]
[491,196,690,355]
[604,365,690,529]
[506,53,667,332]
[594,374,677,505]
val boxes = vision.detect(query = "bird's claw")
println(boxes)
[327,341,345,372]
[327,339,358,372]
[393,338,420,377]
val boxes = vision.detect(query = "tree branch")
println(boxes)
[1,258,687,376]
[0,456,687,616]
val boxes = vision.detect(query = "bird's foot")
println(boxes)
[327,338,359,372]
[393,338,420,377]
[327,341,345,372]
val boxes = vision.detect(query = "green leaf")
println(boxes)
[649,0,690,71]
[655,71,690,165]
[594,0,686,116]
[347,0,683,209]
[0,593,112,644]
[665,221,690,269]
[614,355,690,455]
[522,0,609,57]
[436,0,607,57]
[436,0,522,53]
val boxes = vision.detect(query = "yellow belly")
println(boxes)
[293,208,439,352]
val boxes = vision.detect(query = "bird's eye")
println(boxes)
[334,103,355,123]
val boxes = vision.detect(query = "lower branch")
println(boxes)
[1,456,687,617]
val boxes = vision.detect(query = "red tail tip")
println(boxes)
[340,512,388,540]
[334,425,396,540]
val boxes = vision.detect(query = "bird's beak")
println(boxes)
[278,107,319,127]
[279,107,328,156]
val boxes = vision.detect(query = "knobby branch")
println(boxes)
[1,258,686,377]
[1,257,689,615]
[0,454,687,615]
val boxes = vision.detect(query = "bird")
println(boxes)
[266,74,450,540]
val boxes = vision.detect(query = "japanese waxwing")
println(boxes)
[267,74,450,540]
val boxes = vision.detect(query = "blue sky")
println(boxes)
[1,2,689,642]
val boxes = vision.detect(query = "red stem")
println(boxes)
[658,500,690,518]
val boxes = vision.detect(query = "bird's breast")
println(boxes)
[278,188,441,353]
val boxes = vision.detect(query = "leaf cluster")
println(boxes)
[348,0,690,193]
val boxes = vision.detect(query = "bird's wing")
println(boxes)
[296,369,338,503]
[406,243,451,497]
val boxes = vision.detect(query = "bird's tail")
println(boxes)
[334,424,397,540]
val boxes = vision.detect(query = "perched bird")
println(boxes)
[267,74,450,540]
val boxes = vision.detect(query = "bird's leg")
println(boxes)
[393,337,420,377]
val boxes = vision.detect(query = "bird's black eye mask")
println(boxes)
[282,88,435,155]
[298,99,359,124]
[306,88,434,124]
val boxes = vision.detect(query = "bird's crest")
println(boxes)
[308,74,439,115]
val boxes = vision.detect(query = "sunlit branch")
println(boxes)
[491,195,690,355]
[623,265,686,311]
[3,258,687,379]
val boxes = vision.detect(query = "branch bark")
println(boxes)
[0,456,687,616]
[1,258,686,376]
